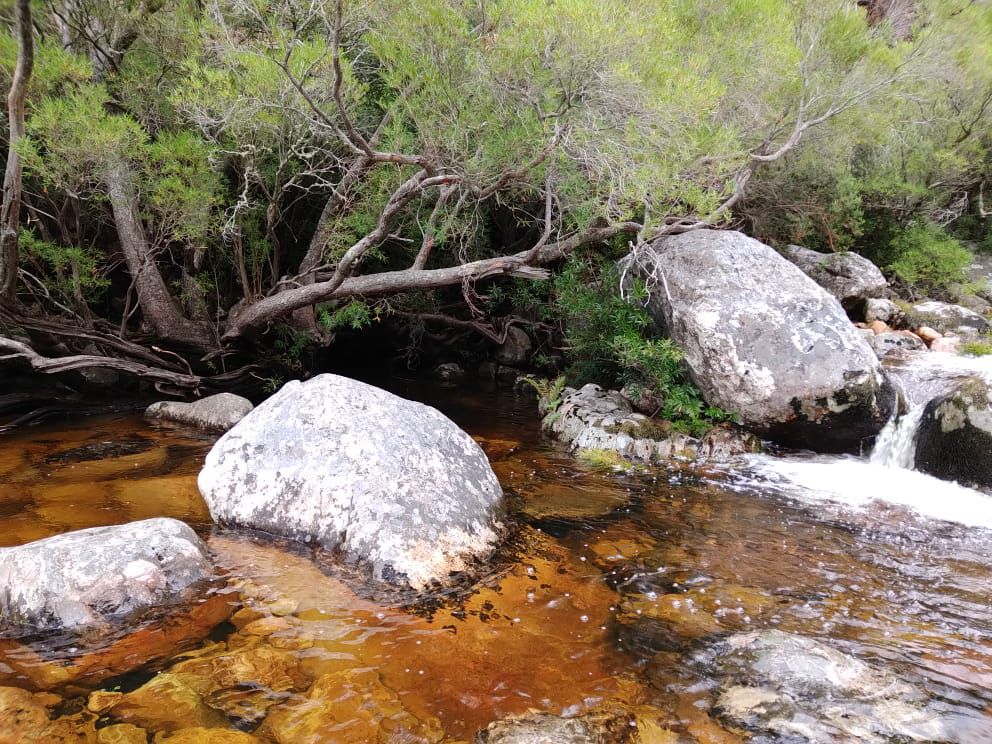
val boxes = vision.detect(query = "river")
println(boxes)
[0,376,990,742]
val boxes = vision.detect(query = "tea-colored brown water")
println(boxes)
[1,383,991,742]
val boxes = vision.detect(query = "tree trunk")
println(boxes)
[0,0,33,301]
[103,158,212,349]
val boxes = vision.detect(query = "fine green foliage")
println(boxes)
[518,374,567,417]
[962,338,992,357]
[886,223,972,296]
[576,448,644,473]
[2,0,992,371]
[19,230,109,305]
[317,301,375,332]
[552,254,729,433]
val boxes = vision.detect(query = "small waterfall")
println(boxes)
[869,406,925,469]
[867,351,992,470]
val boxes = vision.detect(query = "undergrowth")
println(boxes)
[550,252,731,435]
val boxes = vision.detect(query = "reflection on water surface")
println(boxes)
[0,383,990,742]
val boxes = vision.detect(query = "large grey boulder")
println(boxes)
[914,377,992,487]
[0,518,213,632]
[700,630,947,743]
[197,374,503,589]
[622,231,895,451]
[145,392,253,432]
[904,300,990,338]
[781,244,887,316]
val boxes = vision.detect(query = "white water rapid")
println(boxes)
[727,351,992,530]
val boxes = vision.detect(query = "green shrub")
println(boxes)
[886,222,972,296]
[962,338,992,356]
[551,253,729,434]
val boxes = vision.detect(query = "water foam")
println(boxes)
[735,454,992,530]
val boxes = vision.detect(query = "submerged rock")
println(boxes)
[476,711,631,744]
[259,668,444,743]
[780,244,887,316]
[0,685,98,743]
[153,729,262,743]
[89,672,228,732]
[905,301,990,338]
[197,374,503,590]
[145,393,253,432]
[700,630,947,743]
[0,592,233,693]
[621,230,896,452]
[0,518,213,632]
[914,377,992,487]
[544,383,760,463]
[434,362,466,382]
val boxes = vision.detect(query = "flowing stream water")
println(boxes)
[0,374,991,742]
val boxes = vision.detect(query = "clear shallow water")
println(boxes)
[0,382,990,742]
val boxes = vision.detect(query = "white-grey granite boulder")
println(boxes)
[145,392,253,432]
[197,374,503,589]
[621,231,895,452]
[0,518,213,632]
[865,298,903,325]
[781,244,887,316]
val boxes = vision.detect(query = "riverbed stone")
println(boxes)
[434,362,466,382]
[870,331,926,357]
[153,729,263,744]
[98,724,148,744]
[0,685,99,743]
[905,301,990,338]
[197,374,503,590]
[621,230,896,452]
[0,518,214,632]
[865,298,903,325]
[930,336,962,354]
[544,383,759,463]
[914,377,992,487]
[477,711,632,744]
[0,592,234,693]
[497,326,533,366]
[145,393,253,432]
[259,667,445,743]
[780,244,887,316]
[90,672,227,732]
[700,630,947,743]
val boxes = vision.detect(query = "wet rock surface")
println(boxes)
[198,374,503,590]
[496,326,533,367]
[915,377,992,487]
[905,301,990,338]
[476,711,631,743]
[621,230,896,452]
[544,383,760,464]
[145,393,254,432]
[699,630,947,743]
[869,331,926,357]
[780,244,887,316]
[0,518,214,632]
